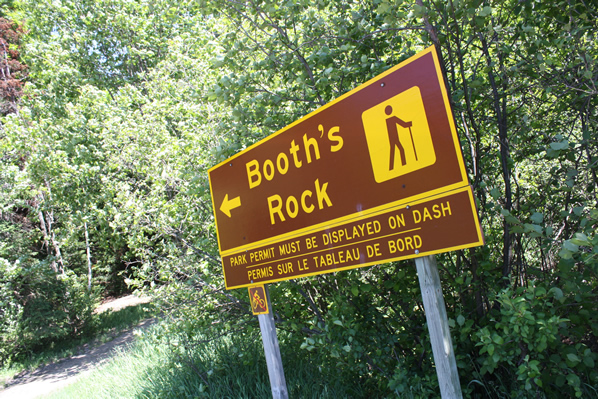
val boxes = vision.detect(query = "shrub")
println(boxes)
[474,284,597,398]
[0,257,95,366]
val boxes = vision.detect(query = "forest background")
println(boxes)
[0,0,596,397]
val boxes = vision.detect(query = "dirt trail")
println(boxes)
[0,295,152,399]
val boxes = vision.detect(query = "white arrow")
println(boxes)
[220,194,241,218]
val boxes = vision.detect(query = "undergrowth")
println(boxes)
[1,300,155,386]
[44,319,371,399]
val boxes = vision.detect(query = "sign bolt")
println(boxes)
[415,250,420,255]
[381,82,385,87]
[406,205,411,210]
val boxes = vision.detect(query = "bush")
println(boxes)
[472,283,598,398]
[0,257,95,366]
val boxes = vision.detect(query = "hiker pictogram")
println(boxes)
[362,86,436,183]
[385,105,417,170]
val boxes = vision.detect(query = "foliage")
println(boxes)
[0,15,26,115]
[474,285,596,397]
[0,0,597,397]
[0,255,95,365]
[45,320,371,399]
[0,298,153,377]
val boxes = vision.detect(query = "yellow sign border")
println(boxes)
[248,284,269,315]
[225,185,483,290]
[208,45,468,263]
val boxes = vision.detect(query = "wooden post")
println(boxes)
[257,285,288,399]
[415,255,463,399]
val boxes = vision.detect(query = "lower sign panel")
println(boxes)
[222,186,483,289]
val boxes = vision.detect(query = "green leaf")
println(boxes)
[492,334,504,345]
[583,355,595,368]
[550,287,564,302]
[566,373,580,387]
[492,352,501,363]
[457,315,465,326]
[211,55,226,68]
[530,212,543,224]
[524,223,543,235]
[566,353,580,363]
[549,141,569,151]
[490,188,500,200]
[479,6,492,17]
[570,237,589,246]
[535,377,543,388]
[572,232,590,245]
[563,241,579,253]
[377,1,390,14]
[413,4,425,18]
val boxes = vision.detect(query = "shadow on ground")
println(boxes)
[0,296,154,399]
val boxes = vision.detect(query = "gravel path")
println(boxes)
[0,295,152,399]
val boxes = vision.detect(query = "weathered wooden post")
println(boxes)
[257,285,288,399]
[416,255,463,398]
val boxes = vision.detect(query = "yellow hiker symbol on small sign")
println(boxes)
[362,86,436,183]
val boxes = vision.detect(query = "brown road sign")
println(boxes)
[209,46,480,289]
[221,186,483,289]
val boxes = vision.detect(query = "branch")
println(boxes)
[290,280,325,326]
[165,228,221,266]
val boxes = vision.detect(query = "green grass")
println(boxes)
[0,367,18,388]
[36,313,598,399]
[94,301,157,335]
[1,301,156,386]
[44,321,372,399]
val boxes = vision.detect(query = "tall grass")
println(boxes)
[44,321,371,398]
[38,317,598,399]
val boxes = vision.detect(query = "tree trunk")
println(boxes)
[47,212,65,274]
[37,205,58,273]
[37,191,65,274]
[480,36,512,279]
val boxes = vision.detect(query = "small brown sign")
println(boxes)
[223,186,483,289]
[248,284,269,315]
